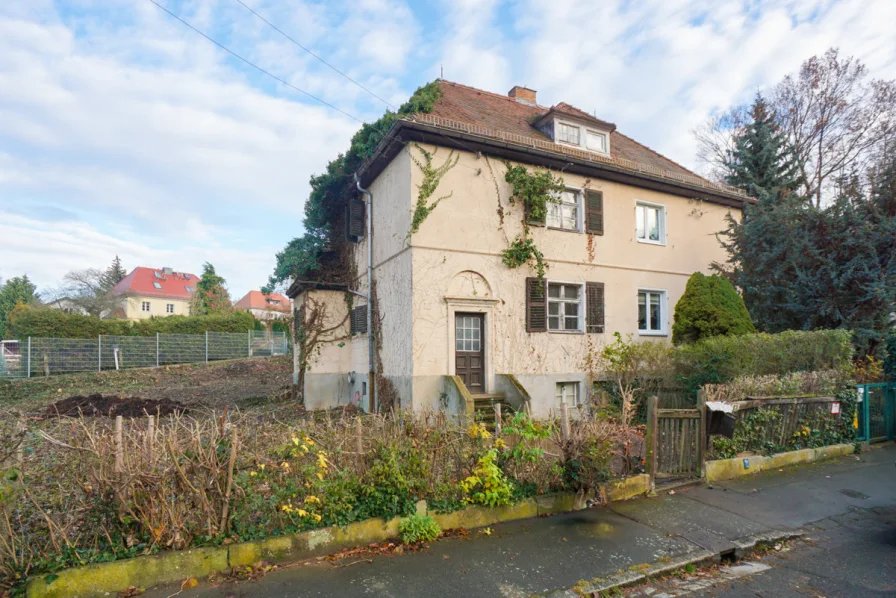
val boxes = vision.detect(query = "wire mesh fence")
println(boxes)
[0,330,288,379]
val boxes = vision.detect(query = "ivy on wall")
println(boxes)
[498,163,565,278]
[408,144,459,238]
[265,81,443,292]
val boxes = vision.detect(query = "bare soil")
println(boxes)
[0,356,293,413]
[45,393,188,418]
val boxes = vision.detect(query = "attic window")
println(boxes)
[154,271,162,279]
[557,122,580,146]
[153,282,162,290]
[183,274,190,280]
[185,286,195,293]
[586,130,608,154]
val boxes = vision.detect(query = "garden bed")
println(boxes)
[44,394,188,418]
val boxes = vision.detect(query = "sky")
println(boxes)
[1,0,895,300]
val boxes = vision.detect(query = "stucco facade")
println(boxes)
[295,143,742,416]
[119,295,192,320]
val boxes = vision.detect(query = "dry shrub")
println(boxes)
[702,369,852,402]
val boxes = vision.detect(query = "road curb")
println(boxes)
[542,529,805,597]
[26,475,651,598]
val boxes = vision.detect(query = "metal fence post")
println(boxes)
[26,337,31,378]
[248,329,251,358]
[205,331,209,363]
[98,335,102,372]
[156,333,160,368]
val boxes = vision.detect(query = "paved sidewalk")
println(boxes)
[145,445,896,598]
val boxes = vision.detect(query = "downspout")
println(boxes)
[355,173,376,413]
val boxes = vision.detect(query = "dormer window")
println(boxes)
[586,130,608,154]
[557,122,580,146]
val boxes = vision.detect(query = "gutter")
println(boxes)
[354,173,377,414]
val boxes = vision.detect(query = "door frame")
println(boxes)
[445,296,498,394]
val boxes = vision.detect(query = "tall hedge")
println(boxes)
[672,272,755,344]
[674,329,855,395]
[5,305,257,339]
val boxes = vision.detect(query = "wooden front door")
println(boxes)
[455,313,484,392]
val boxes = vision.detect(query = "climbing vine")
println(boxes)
[502,236,547,279]
[499,163,565,278]
[408,144,459,238]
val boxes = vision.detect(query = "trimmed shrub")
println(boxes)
[672,272,755,345]
[5,305,257,339]
[674,329,854,397]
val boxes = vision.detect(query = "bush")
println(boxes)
[884,332,896,380]
[672,272,755,344]
[398,514,441,544]
[5,305,257,339]
[674,329,854,396]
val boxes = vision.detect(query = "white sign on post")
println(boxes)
[830,402,841,415]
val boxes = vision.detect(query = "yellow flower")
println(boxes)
[297,509,308,517]
[316,472,324,480]
[305,495,321,505]
[291,436,300,446]
[306,439,315,446]
[259,464,266,471]
[280,461,291,472]
[313,514,322,522]
[249,471,258,477]
[494,438,506,449]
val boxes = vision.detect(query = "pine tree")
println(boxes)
[100,255,127,293]
[724,93,801,200]
[190,263,232,316]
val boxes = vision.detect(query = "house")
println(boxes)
[45,297,89,315]
[110,267,198,320]
[234,290,291,321]
[287,81,749,416]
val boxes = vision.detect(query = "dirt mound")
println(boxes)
[46,393,188,418]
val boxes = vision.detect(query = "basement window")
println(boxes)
[556,381,580,407]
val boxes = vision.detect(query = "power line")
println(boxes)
[232,0,397,111]
[147,0,364,124]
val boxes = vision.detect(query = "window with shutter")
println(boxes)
[350,305,368,335]
[585,190,604,235]
[526,277,547,332]
[345,198,366,242]
[586,282,605,333]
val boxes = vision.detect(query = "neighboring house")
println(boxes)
[45,297,89,315]
[110,267,198,320]
[288,81,749,416]
[234,290,291,321]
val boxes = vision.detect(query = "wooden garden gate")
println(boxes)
[646,395,706,487]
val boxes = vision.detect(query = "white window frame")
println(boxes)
[556,381,581,407]
[547,280,585,333]
[153,282,163,290]
[555,120,581,147]
[547,187,583,232]
[166,303,175,314]
[141,301,151,312]
[635,200,667,245]
[637,288,667,336]
[585,129,609,155]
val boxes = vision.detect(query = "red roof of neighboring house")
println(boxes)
[234,290,290,313]
[111,267,199,300]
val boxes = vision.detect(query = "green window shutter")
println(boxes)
[586,282,605,333]
[585,190,604,235]
[526,277,547,332]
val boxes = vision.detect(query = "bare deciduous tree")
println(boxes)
[57,268,120,318]
[774,48,896,207]
[692,105,750,183]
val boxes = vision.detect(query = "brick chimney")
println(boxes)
[508,86,537,105]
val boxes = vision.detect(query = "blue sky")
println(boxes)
[1,0,895,300]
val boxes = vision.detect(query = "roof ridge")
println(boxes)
[612,130,702,179]
[438,79,550,110]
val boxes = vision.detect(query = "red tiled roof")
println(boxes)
[234,290,290,313]
[421,80,711,185]
[111,267,198,300]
